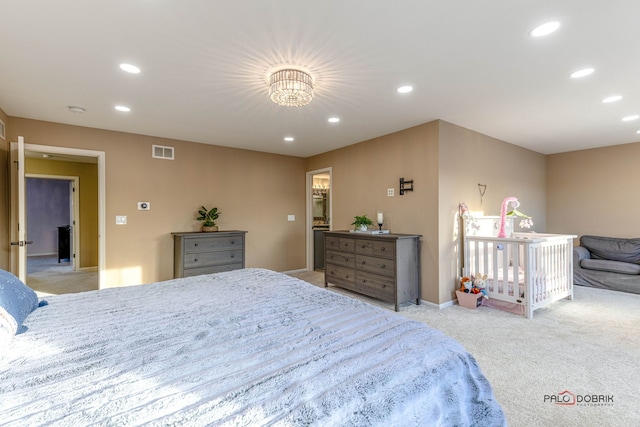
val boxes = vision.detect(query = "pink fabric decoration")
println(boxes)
[498,197,519,238]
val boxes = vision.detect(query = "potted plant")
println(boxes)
[351,214,373,232]
[197,206,221,232]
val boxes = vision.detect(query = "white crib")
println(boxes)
[464,230,576,319]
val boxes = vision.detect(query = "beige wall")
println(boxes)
[7,118,307,286]
[307,120,547,305]
[547,142,640,239]
[438,121,547,303]
[0,109,8,270]
[0,113,581,304]
[25,158,99,268]
[307,122,440,302]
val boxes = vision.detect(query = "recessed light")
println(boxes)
[120,63,141,74]
[570,68,594,79]
[284,137,294,142]
[115,105,131,112]
[397,85,413,94]
[42,154,51,158]
[328,117,340,123]
[622,115,639,122]
[602,95,623,103]
[636,130,640,134]
[68,106,85,114]
[529,21,560,37]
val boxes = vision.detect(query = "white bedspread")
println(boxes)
[1,268,505,426]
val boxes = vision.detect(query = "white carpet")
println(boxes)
[27,255,98,296]
[291,271,640,427]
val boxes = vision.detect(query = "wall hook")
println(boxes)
[478,183,487,204]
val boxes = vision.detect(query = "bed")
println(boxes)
[1,268,505,426]
[464,231,576,319]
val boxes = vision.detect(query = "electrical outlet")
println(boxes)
[138,202,150,210]
[387,188,394,197]
[288,215,296,221]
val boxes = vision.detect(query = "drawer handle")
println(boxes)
[194,258,198,262]
[230,240,235,244]
[194,243,198,247]
[381,247,385,251]
[381,264,386,269]
[230,255,235,258]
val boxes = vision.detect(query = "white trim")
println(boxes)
[24,144,106,289]
[0,119,5,140]
[26,174,80,271]
[421,299,456,309]
[281,268,307,275]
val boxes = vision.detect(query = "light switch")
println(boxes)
[288,215,296,221]
[116,215,127,225]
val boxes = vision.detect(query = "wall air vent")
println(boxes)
[152,144,174,160]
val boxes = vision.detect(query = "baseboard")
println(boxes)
[419,298,455,309]
[282,268,308,274]
[80,266,98,272]
[27,252,57,257]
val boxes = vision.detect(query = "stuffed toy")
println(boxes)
[472,273,490,299]
[459,276,473,293]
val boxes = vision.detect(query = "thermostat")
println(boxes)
[138,202,150,210]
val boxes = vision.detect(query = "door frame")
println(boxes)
[305,167,332,271]
[26,174,81,271]
[10,141,106,288]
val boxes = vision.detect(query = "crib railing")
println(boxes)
[464,233,575,318]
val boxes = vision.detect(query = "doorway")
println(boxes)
[24,175,96,295]
[10,140,106,293]
[26,176,78,266]
[306,168,332,272]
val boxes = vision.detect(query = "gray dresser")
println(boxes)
[324,231,421,311]
[173,231,247,278]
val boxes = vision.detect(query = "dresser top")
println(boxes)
[172,230,247,237]
[324,230,421,240]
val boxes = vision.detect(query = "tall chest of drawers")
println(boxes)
[173,231,247,278]
[324,231,421,311]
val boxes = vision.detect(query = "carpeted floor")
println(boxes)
[27,255,98,296]
[290,271,640,427]
[19,263,637,426]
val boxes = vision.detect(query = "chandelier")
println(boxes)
[269,68,313,107]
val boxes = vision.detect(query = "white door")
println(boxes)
[10,136,30,282]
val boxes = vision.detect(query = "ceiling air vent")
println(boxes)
[152,144,174,160]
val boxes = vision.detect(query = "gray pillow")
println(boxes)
[580,235,640,264]
[581,259,640,275]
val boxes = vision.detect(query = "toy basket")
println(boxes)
[456,290,483,309]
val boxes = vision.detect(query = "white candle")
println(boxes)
[377,212,384,224]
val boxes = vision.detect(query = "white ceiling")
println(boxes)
[2,1,640,158]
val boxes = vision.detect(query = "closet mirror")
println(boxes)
[313,189,329,222]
